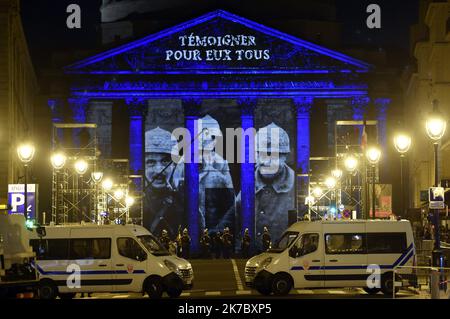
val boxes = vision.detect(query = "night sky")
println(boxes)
[20,0,418,70]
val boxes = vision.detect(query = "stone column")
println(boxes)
[126,98,146,175]
[183,98,201,251]
[68,97,89,148]
[48,98,65,145]
[374,98,390,152]
[351,96,370,142]
[293,97,313,219]
[237,98,257,248]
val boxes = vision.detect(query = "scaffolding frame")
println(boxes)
[334,120,379,219]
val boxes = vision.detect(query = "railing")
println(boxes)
[393,265,450,299]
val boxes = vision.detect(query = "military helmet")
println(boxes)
[145,127,178,155]
[255,122,290,153]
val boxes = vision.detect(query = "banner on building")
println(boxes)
[368,184,392,218]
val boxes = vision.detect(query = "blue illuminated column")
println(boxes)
[293,97,313,219]
[238,98,257,247]
[183,98,201,252]
[351,96,369,141]
[69,98,89,148]
[48,98,64,144]
[374,98,390,153]
[126,98,146,175]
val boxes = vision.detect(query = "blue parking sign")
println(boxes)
[7,184,38,219]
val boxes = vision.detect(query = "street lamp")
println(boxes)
[91,171,103,184]
[312,186,323,198]
[366,146,381,219]
[325,176,337,189]
[102,178,113,191]
[331,169,343,180]
[74,159,88,175]
[344,155,358,173]
[426,99,447,267]
[17,143,35,220]
[51,152,66,170]
[125,196,135,208]
[394,133,412,218]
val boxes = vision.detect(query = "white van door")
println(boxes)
[288,232,325,288]
[113,237,148,292]
[323,223,368,288]
[68,229,113,292]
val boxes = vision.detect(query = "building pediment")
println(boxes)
[66,10,371,75]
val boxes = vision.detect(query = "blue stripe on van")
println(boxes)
[34,264,146,276]
[290,243,414,271]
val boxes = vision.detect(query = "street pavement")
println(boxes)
[71,259,421,299]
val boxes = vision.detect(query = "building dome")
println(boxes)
[101,0,188,23]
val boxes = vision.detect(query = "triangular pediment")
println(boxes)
[66,10,371,74]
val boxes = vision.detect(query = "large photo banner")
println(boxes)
[144,99,296,250]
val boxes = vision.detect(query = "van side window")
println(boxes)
[295,233,319,257]
[325,234,366,254]
[30,239,69,260]
[69,239,111,260]
[117,238,147,261]
[367,233,407,254]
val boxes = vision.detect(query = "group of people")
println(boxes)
[158,226,273,259]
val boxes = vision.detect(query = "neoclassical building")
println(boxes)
[406,0,450,210]
[46,10,394,248]
[0,0,38,203]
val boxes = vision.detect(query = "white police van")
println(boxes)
[29,223,193,299]
[245,219,416,296]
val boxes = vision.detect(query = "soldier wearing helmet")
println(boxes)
[197,115,236,236]
[254,123,295,251]
[235,123,295,252]
[144,127,185,238]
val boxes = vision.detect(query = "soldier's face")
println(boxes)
[145,152,174,189]
[257,153,287,178]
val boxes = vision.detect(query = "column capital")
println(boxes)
[68,97,89,122]
[237,98,258,117]
[350,96,370,120]
[373,97,391,112]
[292,97,313,115]
[182,98,202,117]
[125,97,147,117]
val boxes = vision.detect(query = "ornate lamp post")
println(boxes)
[366,146,381,219]
[425,99,447,267]
[17,143,35,220]
[393,134,412,217]
[74,159,88,222]
[91,171,103,222]
[51,152,67,223]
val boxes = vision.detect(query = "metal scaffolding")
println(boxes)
[51,124,144,226]
[335,120,379,219]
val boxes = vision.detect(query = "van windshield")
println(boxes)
[267,231,299,253]
[137,235,170,256]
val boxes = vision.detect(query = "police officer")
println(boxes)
[262,226,271,251]
[221,227,233,259]
[241,228,251,258]
[200,228,212,258]
[180,228,191,259]
[159,229,171,251]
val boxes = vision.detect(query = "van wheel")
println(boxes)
[363,287,381,295]
[271,273,292,296]
[39,280,58,300]
[144,277,163,299]
[381,273,400,296]
[59,293,77,299]
[167,287,183,298]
